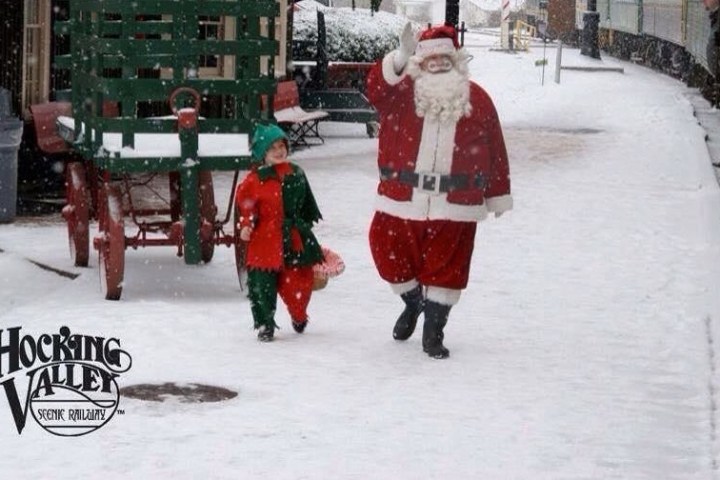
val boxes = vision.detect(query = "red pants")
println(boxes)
[248,266,315,328]
[368,211,477,290]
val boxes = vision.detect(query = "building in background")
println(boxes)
[0,0,292,202]
[521,0,577,42]
[546,0,576,42]
[0,0,62,118]
[0,0,290,118]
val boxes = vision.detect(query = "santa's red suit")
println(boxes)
[366,28,512,307]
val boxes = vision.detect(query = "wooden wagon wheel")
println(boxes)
[198,170,217,263]
[97,184,125,301]
[62,162,90,267]
[233,205,248,292]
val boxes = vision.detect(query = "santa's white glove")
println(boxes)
[240,226,253,241]
[393,23,417,75]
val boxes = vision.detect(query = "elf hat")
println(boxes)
[414,23,460,59]
[251,123,289,162]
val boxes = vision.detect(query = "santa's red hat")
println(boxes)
[414,23,460,59]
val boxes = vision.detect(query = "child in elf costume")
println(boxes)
[235,124,325,342]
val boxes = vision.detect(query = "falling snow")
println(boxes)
[0,30,719,479]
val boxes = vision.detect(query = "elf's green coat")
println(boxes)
[237,160,323,270]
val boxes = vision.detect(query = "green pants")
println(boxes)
[247,266,314,330]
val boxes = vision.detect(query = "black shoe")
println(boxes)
[292,320,308,333]
[424,342,450,359]
[393,285,425,341]
[257,326,274,342]
[422,300,451,359]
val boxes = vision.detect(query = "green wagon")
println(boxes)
[55,0,281,300]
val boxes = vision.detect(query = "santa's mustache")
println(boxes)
[408,63,472,123]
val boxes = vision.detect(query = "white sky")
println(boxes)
[1,30,720,479]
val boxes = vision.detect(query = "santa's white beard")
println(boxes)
[407,58,472,124]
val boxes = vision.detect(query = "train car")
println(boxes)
[594,0,643,57]
[576,0,720,102]
[643,0,684,45]
[580,0,705,81]
[606,0,642,36]
[686,0,713,73]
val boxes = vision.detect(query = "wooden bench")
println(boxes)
[29,102,73,154]
[290,61,379,138]
[300,88,378,138]
[30,101,120,154]
[265,81,329,147]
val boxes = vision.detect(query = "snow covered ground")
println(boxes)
[2,31,720,479]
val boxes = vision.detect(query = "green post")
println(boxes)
[179,123,201,264]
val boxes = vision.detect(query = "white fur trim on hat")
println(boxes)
[415,38,456,58]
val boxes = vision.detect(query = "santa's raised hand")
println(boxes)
[393,22,417,75]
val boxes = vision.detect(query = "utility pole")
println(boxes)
[581,0,601,59]
[446,0,459,28]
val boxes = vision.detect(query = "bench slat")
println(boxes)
[268,81,328,147]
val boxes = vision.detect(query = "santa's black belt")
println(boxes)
[379,167,486,194]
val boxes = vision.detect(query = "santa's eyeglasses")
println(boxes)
[422,55,454,73]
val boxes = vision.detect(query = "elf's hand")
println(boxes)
[240,226,253,241]
[393,22,417,75]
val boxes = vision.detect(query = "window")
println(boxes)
[23,0,51,108]
[199,16,223,76]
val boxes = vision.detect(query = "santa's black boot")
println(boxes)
[422,301,451,359]
[393,285,425,341]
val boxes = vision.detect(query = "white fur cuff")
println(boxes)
[390,279,419,295]
[382,51,407,86]
[485,194,513,213]
[426,286,462,306]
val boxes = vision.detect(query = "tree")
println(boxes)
[293,7,405,62]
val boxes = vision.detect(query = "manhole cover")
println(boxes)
[120,383,238,403]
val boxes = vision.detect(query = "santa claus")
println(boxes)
[366,23,512,359]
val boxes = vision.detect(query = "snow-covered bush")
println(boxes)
[293,8,408,62]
